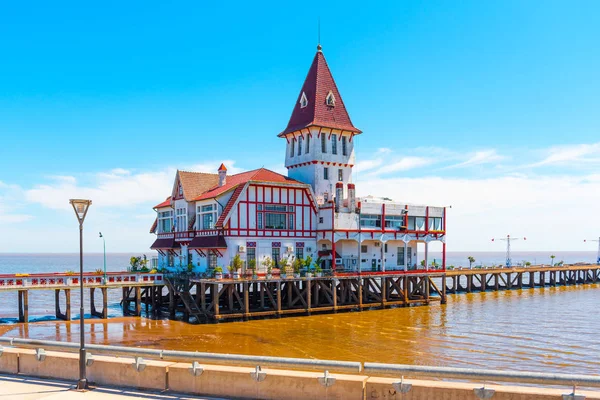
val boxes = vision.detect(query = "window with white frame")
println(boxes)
[324,167,329,180]
[158,210,173,233]
[298,136,303,156]
[295,247,303,260]
[257,204,295,230]
[198,204,217,230]
[342,136,348,156]
[332,134,337,154]
[300,92,308,108]
[360,214,381,228]
[326,91,335,106]
[305,134,310,153]
[385,215,405,229]
[397,247,405,266]
[361,245,368,253]
[415,217,426,231]
[321,134,327,153]
[208,253,217,269]
[428,217,443,231]
[175,208,187,232]
[247,248,256,266]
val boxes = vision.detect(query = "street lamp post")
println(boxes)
[69,199,92,391]
[99,232,106,284]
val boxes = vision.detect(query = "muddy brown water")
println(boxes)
[1,284,599,375]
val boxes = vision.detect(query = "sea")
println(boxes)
[0,252,599,375]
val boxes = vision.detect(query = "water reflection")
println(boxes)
[1,284,599,374]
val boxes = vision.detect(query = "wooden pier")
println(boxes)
[445,264,600,294]
[0,272,164,323]
[2,264,599,324]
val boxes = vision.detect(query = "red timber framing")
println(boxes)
[224,184,318,239]
[194,249,207,258]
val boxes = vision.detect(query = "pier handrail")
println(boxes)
[0,337,361,373]
[363,363,600,388]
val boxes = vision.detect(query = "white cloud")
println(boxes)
[445,149,505,169]
[529,142,600,167]
[357,173,600,251]
[0,182,33,224]
[373,157,432,175]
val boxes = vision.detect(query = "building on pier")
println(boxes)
[150,45,447,273]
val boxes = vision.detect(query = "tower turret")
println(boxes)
[279,45,361,204]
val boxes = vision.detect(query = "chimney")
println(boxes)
[348,183,356,211]
[335,182,343,211]
[218,163,227,187]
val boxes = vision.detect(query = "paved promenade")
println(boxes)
[0,375,225,400]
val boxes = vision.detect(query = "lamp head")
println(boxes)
[99,232,103,238]
[69,199,92,224]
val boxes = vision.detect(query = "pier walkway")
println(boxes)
[0,374,222,399]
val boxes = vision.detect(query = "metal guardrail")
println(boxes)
[2,337,600,391]
[0,338,361,373]
[364,363,600,388]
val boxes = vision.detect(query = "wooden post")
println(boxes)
[358,278,363,309]
[135,286,142,316]
[122,287,129,315]
[243,281,250,319]
[18,290,29,323]
[481,274,487,292]
[332,279,338,311]
[466,275,472,293]
[276,281,282,316]
[381,277,387,308]
[306,279,312,314]
[212,283,220,320]
[518,273,523,289]
[530,272,535,288]
[494,274,499,291]
[441,275,447,304]
[403,276,409,304]
[506,273,512,289]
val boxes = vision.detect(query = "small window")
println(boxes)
[384,244,388,253]
[321,134,327,153]
[300,92,308,108]
[331,134,337,154]
[305,134,310,154]
[326,91,335,106]
[298,136,303,156]
[338,169,343,182]
[319,217,324,223]
[290,140,295,157]
[178,184,183,196]
[361,245,368,254]
[324,167,329,180]
[342,136,347,156]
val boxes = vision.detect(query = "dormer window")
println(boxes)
[300,92,308,108]
[326,91,335,107]
[178,184,183,196]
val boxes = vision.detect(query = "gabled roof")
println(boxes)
[153,196,172,209]
[279,46,361,137]
[175,171,220,202]
[193,168,303,201]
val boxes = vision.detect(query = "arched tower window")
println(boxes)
[300,92,308,108]
[326,91,335,107]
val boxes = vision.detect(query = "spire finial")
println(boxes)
[317,17,322,52]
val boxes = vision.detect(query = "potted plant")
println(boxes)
[262,257,273,279]
[230,254,242,279]
[248,259,257,279]
[279,257,289,279]
[293,257,302,278]
[314,264,323,277]
[214,266,223,280]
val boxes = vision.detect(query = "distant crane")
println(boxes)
[584,237,600,265]
[491,235,526,267]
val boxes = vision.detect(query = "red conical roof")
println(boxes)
[218,163,227,171]
[279,46,361,137]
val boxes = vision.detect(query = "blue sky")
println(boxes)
[1,1,599,253]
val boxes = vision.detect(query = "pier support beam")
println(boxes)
[18,290,29,323]
[55,289,71,321]
[90,287,108,319]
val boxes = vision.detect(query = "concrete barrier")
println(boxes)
[18,349,79,381]
[0,347,19,374]
[87,355,174,390]
[365,377,600,400]
[168,363,367,400]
